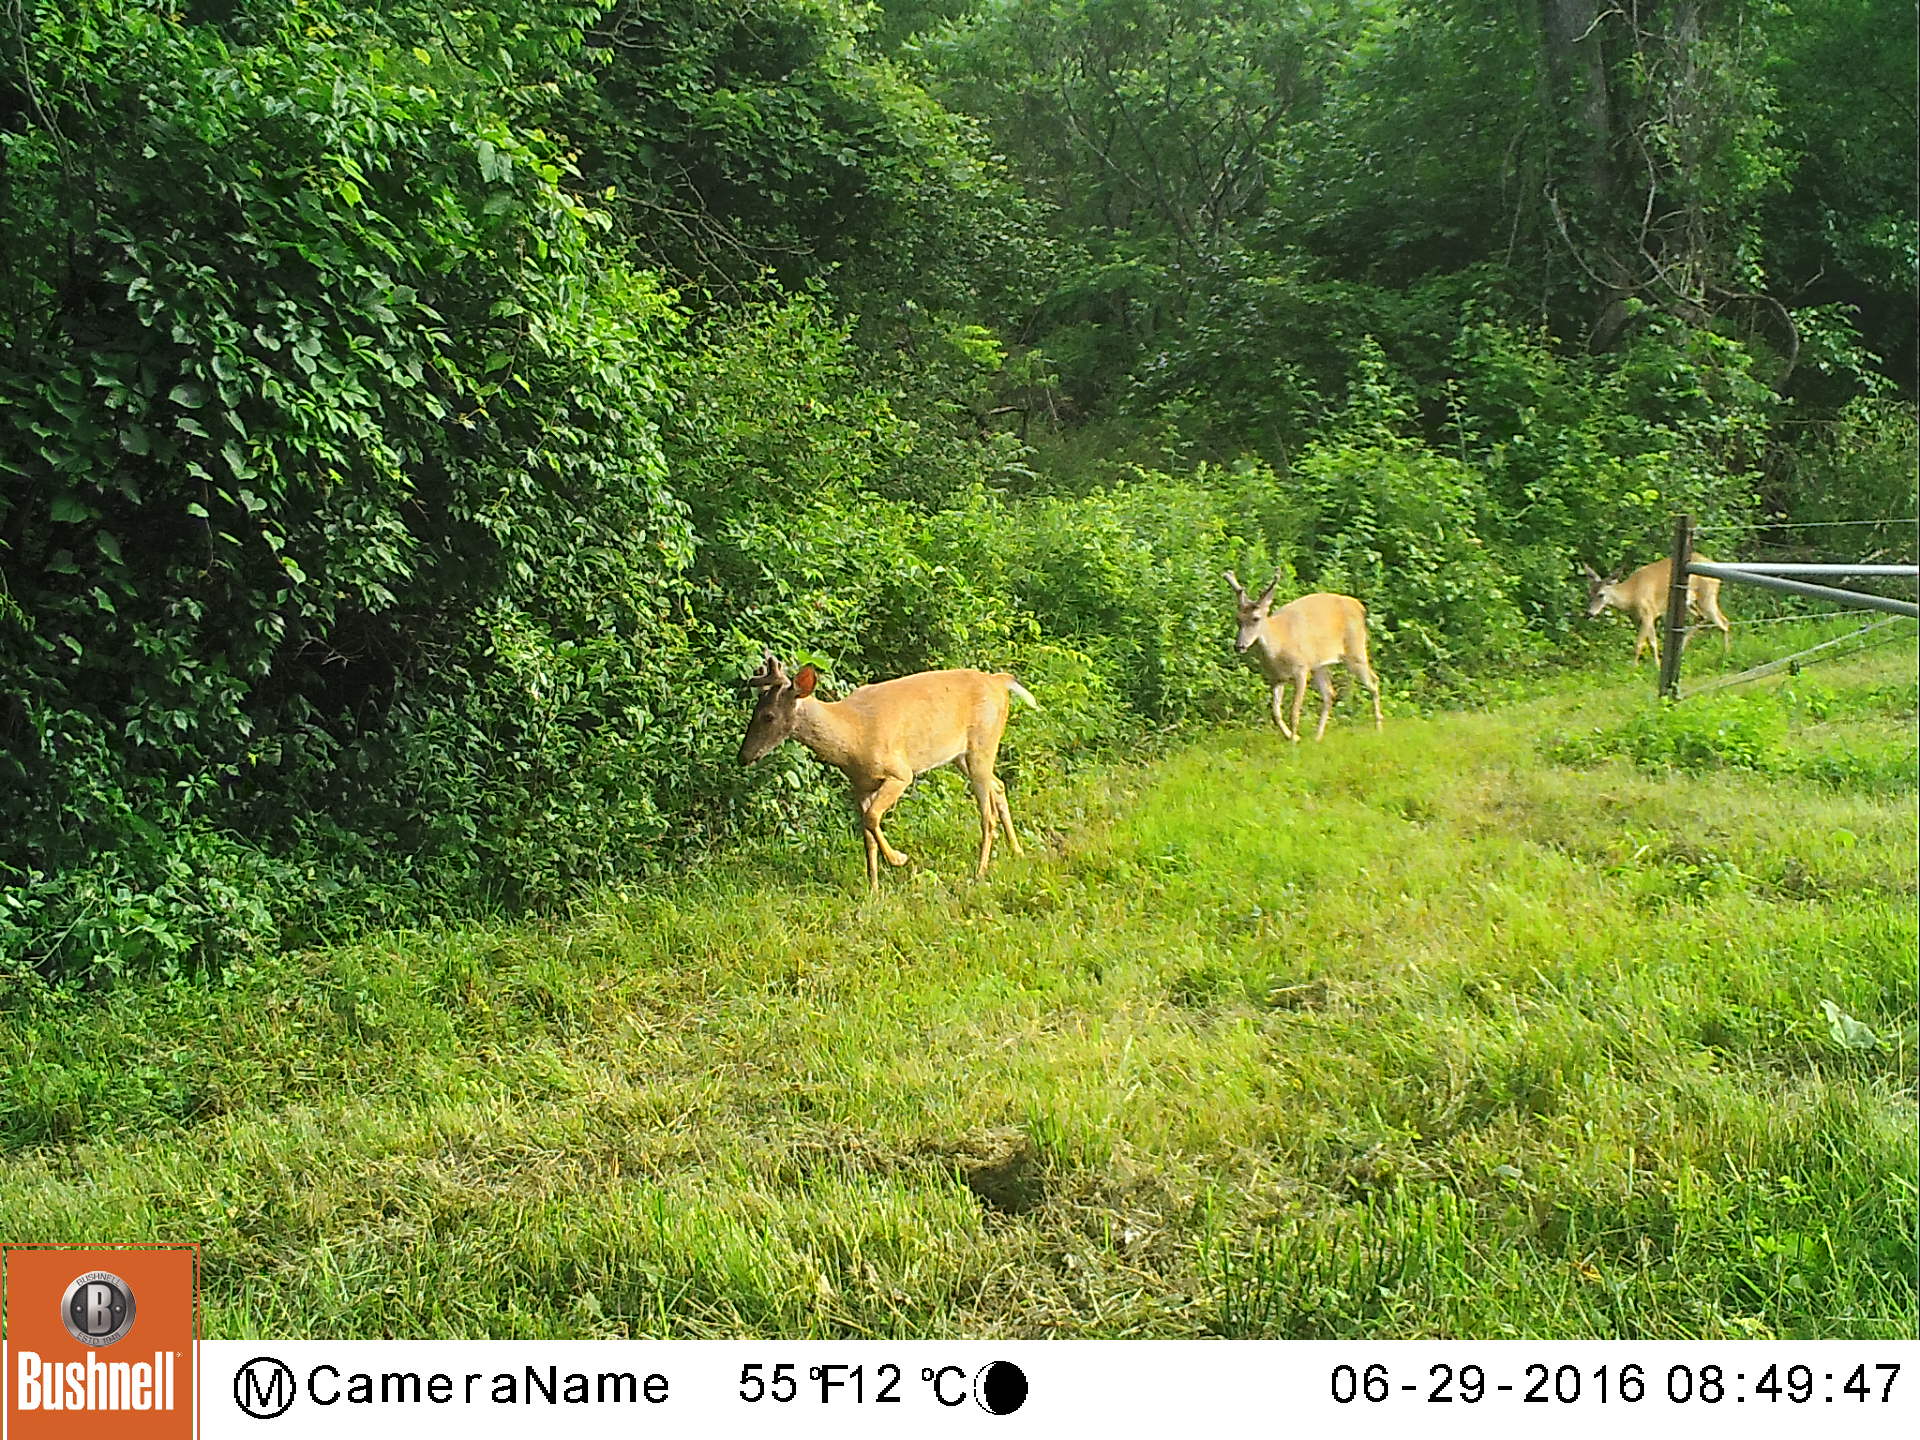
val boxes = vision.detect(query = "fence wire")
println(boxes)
[1680,616,1912,700]
[1693,516,1919,534]
[1729,609,1867,627]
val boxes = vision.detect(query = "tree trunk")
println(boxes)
[1536,0,1635,347]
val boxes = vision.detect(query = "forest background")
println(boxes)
[2,0,1914,982]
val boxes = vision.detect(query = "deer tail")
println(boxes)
[1004,678,1040,711]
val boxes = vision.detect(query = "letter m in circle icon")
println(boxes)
[233,1358,297,1419]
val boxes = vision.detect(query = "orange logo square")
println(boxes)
[2,1244,198,1440]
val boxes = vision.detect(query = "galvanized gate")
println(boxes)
[1655,514,1919,700]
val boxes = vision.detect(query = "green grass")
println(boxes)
[2,636,1914,1340]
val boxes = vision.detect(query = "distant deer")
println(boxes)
[1226,571,1384,741]
[1582,558,1731,666]
[737,654,1039,890]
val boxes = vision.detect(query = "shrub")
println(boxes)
[1766,398,1918,556]
[1,2,688,972]
[1546,692,1785,775]
[1450,320,1765,640]
[1289,344,1536,685]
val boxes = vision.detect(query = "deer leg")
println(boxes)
[1696,590,1732,655]
[1268,681,1294,738]
[852,778,886,890]
[861,773,913,882]
[991,777,1022,855]
[1634,617,1658,667]
[1679,598,1704,654]
[1287,669,1310,743]
[967,768,997,878]
[1350,657,1384,730]
[1310,667,1336,741]
[959,742,1012,879]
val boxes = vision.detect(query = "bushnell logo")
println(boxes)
[61,1271,137,1347]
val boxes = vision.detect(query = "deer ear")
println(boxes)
[792,664,818,698]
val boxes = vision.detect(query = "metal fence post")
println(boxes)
[1658,513,1694,700]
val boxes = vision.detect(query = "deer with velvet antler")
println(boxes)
[738,654,1038,889]
[1225,570,1384,741]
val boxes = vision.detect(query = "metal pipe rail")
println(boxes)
[1686,562,1919,619]
[1709,563,1918,577]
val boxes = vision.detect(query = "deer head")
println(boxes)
[1581,561,1619,618]
[738,652,818,764]
[1225,569,1281,652]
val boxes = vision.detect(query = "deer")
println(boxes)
[1581,557,1731,666]
[1225,571,1384,742]
[737,654,1039,890]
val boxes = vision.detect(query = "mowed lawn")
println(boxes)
[2,640,1914,1339]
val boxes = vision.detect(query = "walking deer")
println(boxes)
[1582,558,1731,666]
[737,655,1038,890]
[1225,571,1384,741]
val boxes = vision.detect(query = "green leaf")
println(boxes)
[1820,1000,1880,1051]
[50,493,92,523]
[477,138,507,183]
[96,532,123,565]
[168,382,207,409]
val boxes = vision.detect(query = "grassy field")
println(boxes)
[2,627,1915,1339]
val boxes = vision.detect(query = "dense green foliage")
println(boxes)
[2,0,1913,982]
[3,0,692,974]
